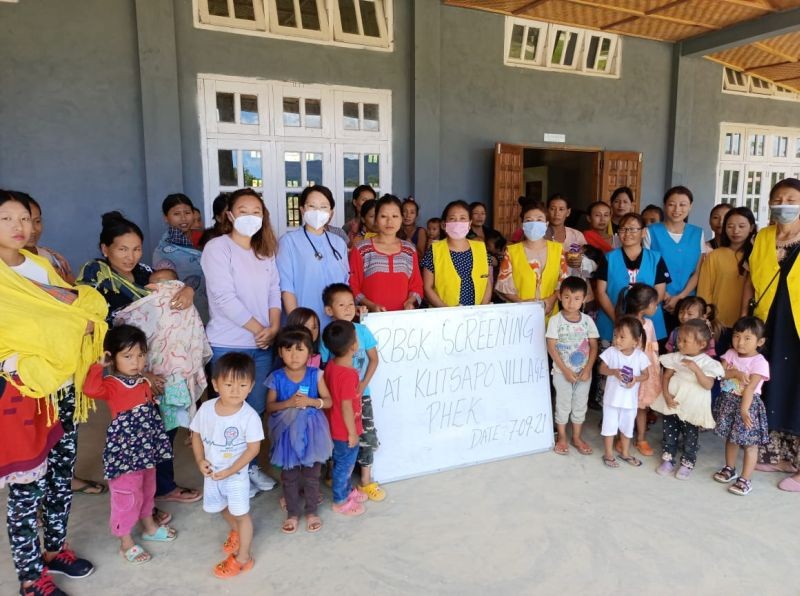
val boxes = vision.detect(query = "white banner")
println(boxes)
[362,302,553,483]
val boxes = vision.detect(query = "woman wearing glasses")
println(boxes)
[277,185,350,328]
[595,213,669,343]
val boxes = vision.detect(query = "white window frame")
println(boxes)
[772,134,789,160]
[267,0,329,41]
[332,0,390,48]
[199,0,266,31]
[719,126,745,161]
[272,84,333,138]
[193,0,393,52]
[198,75,392,236]
[503,17,621,79]
[546,25,583,71]
[716,122,800,228]
[203,79,271,136]
[333,90,390,141]
[276,142,334,229]
[723,67,748,92]
[721,65,800,103]
[336,143,389,220]
[717,166,743,206]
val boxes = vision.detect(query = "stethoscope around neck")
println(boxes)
[303,226,343,261]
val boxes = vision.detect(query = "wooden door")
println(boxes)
[492,143,524,238]
[599,151,642,211]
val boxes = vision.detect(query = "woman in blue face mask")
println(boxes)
[495,201,567,320]
[742,178,800,491]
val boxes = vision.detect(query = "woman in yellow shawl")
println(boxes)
[0,190,107,595]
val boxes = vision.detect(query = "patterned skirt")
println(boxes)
[713,390,770,447]
[103,404,173,480]
[268,408,333,470]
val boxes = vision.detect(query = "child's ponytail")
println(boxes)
[704,302,724,343]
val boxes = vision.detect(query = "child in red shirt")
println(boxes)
[322,320,368,516]
[83,325,175,565]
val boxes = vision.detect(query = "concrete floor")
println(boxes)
[1,404,798,596]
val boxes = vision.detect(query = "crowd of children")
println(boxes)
[2,179,800,595]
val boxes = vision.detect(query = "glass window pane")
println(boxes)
[276,0,297,26]
[586,36,599,69]
[338,0,359,34]
[286,194,301,227]
[360,0,380,37]
[343,153,360,187]
[552,31,566,64]
[597,38,611,71]
[240,94,259,125]
[285,152,302,188]
[216,92,235,123]
[343,102,360,130]
[233,0,255,20]
[564,33,578,66]
[283,97,301,127]
[722,170,731,193]
[305,99,322,128]
[509,24,524,60]
[208,0,229,17]
[524,28,539,62]
[364,153,380,187]
[363,103,379,131]
[731,170,739,193]
[299,0,321,30]
[218,150,238,186]
[306,152,323,185]
[243,150,262,187]
[796,138,800,158]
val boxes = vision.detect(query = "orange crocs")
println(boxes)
[214,554,254,579]
[636,440,654,457]
[222,530,239,555]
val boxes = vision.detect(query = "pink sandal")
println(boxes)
[347,488,368,504]
[332,498,364,516]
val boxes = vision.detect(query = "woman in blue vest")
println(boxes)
[596,213,669,342]
[644,186,705,331]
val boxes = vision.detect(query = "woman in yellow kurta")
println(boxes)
[740,179,800,491]
[421,200,492,307]
[496,201,567,318]
[697,206,756,328]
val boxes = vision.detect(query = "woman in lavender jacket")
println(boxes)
[200,188,281,492]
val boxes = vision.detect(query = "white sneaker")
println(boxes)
[249,484,259,499]
[248,466,276,491]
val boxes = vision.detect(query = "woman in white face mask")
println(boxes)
[276,185,350,329]
[495,201,567,320]
[200,190,281,484]
[421,200,493,307]
[741,178,800,491]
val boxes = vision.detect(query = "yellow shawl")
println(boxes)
[0,250,108,422]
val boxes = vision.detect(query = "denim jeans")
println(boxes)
[210,346,273,415]
[331,440,359,504]
[155,427,179,497]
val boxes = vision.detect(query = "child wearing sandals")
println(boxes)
[545,276,598,456]
[82,325,176,565]
[651,320,725,480]
[190,353,263,578]
[266,326,333,534]
[619,283,663,457]
[323,320,369,516]
[712,316,770,495]
[599,315,651,468]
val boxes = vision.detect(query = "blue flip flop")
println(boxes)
[142,525,177,542]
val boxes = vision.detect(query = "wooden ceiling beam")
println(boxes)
[716,0,776,11]
[512,0,550,15]
[752,41,799,63]
[601,0,717,32]
[743,59,795,72]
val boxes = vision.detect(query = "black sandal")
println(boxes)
[713,465,736,483]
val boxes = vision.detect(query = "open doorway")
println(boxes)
[493,143,642,238]
[523,148,598,228]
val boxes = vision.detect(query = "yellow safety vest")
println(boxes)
[432,239,489,307]
[750,225,800,337]
[507,240,563,319]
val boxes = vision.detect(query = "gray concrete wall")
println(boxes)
[437,5,674,213]
[0,0,145,269]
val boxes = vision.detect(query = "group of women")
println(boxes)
[1,176,799,592]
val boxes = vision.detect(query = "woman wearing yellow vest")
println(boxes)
[421,200,492,307]
[496,201,567,317]
[740,178,800,492]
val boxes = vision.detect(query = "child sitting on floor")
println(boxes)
[545,276,598,457]
[83,325,176,565]
[266,326,333,534]
[713,316,770,495]
[651,319,724,480]
[190,353,263,579]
